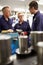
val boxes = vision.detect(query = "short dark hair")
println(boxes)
[29,1,38,10]
[2,6,9,12]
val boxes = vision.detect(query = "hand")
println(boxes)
[21,32,25,35]
[7,29,14,33]
[1,29,14,33]
[21,32,28,35]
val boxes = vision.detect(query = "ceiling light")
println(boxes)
[18,0,25,1]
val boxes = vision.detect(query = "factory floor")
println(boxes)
[11,50,37,65]
[13,56,37,65]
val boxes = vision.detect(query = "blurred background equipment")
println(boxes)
[30,31,43,51]
[0,34,13,65]
[18,35,28,54]
[37,42,43,65]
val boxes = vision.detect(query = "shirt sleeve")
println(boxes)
[0,22,1,32]
[14,24,17,31]
[27,23,31,35]
[25,22,31,35]
[32,16,40,31]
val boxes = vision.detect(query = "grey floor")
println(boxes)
[13,56,37,65]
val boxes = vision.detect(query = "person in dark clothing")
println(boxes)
[14,13,31,47]
[14,13,31,35]
[0,6,13,33]
[29,1,43,31]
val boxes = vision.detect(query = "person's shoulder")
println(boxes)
[23,21,27,23]
[37,11,43,18]
[15,23,19,25]
[0,15,2,19]
[14,23,19,27]
[37,12,43,20]
[9,18,13,23]
[23,21,29,24]
[0,15,4,23]
[0,15,4,21]
[40,13,43,17]
[40,13,43,21]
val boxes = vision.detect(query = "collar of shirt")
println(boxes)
[33,11,40,19]
[19,21,24,25]
[2,15,10,22]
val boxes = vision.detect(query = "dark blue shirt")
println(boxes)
[14,21,31,35]
[32,11,43,31]
[0,15,13,32]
